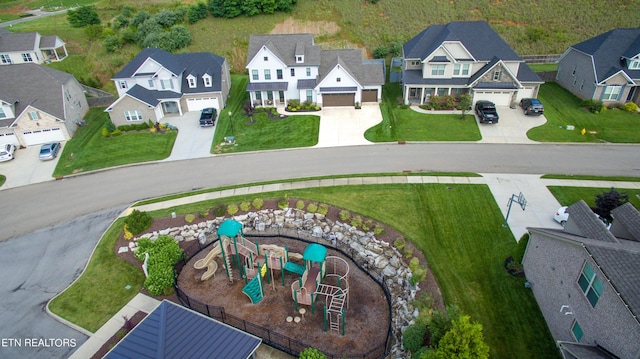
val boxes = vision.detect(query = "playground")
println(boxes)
[176,219,391,356]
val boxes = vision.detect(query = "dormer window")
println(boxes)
[118,80,128,89]
[630,59,640,70]
[296,56,303,63]
[187,76,196,88]
[203,74,212,87]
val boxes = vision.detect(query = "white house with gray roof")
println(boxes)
[106,48,230,126]
[523,200,640,359]
[0,27,67,65]
[246,33,384,107]
[402,21,542,106]
[0,64,87,147]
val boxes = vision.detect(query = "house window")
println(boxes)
[573,77,578,86]
[297,56,303,62]
[578,262,604,308]
[571,321,583,342]
[493,70,502,81]
[602,85,622,101]
[29,111,40,120]
[306,90,312,102]
[263,56,268,61]
[0,107,6,119]
[453,64,470,76]
[431,64,445,76]
[264,69,271,80]
[411,60,420,66]
[0,54,10,64]
[21,53,33,62]
[204,76,211,87]
[148,79,154,88]
[255,91,262,100]
[65,89,72,102]
[290,68,295,77]
[336,77,341,83]
[276,69,283,80]
[580,80,585,91]
[630,59,640,70]
[160,79,173,90]
[306,68,311,76]
[572,64,577,76]
[188,77,196,88]
[124,110,143,121]
[118,80,128,89]
[252,69,259,80]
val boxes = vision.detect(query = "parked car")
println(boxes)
[474,100,499,124]
[0,143,16,162]
[519,98,544,115]
[553,206,610,227]
[199,108,217,127]
[39,142,60,161]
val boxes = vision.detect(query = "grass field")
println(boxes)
[548,186,640,209]
[528,83,640,143]
[51,183,559,358]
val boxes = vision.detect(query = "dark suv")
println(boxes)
[199,107,217,127]
[519,98,544,115]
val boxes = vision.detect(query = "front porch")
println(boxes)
[404,85,469,105]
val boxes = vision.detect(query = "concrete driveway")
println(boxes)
[315,104,382,147]
[476,106,547,144]
[161,111,215,161]
[0,144,61,189]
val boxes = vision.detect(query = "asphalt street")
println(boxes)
[1,142,639,242]
[0,206,127,359]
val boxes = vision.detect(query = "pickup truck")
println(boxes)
[199,107,217,127]
[474,100,499,124]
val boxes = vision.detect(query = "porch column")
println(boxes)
[404,85,410,105]
[420,88,425,105]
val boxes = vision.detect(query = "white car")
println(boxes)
[553,206,569,226]
[0,143,16,162]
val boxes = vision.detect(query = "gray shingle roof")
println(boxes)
[38,35,63,49]
[105,300,261,359]
[611,202,640,241]
[125,84,182,107]
[318,49,385,87]
[247,34,322,67]
[0,31,37,52]
[0,64,74,122]
[571,28,640,82]
[559,342,620,359]
[566,200,618,243]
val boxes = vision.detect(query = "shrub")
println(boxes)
[252,198,264,210]
[299,347,327,359]
[317,203,329,215]
[277,197,289,209]
[373,224,385,235]
[373,45,389,59]
[403,247,414,258]
[409,257,420,272]
[110,129,122,137]
[185,213,195,223]
[123,224,133,240]
[101,127,110,137]
[413,292,434,311]
[583,99,604,113]
[410,265,427,286]
[212,203,226,217]
[134,235,183,296]
[394,237,406,250]
[350,215,363,227]
[513,233,530,264]
[240,201,251,212]
[339,210,351,221]
[362,219,374,231]
[124,209,152,235]
[623,101,639,112]
[227,203,239,215]
[67,5,100,27]
[307,202,318,213]
[403,323,427,353]
[199,209,209,218]
[287,99,300,108]
[296,199,305,210]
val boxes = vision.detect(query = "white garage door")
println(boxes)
[22,127,65,146]
[474,91,513,106]
[186,97,218,112]
[0,132,19,146]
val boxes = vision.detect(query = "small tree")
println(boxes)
[373,45,389,59]
[243,100,255,120]
[594,188,628,221]
[457,94,472,120]
[432,315,489,359]
[67,6,100,27]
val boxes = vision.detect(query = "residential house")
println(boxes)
[246,33,385,107]
[105,300,261,359]
[523,200,640,359]
[106,48,231,126]
[0,64,88,147]
[0,27,67,65]
[402,21,543,106]
[556,28,640,106]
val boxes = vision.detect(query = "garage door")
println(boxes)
[323,93,355,107]
[186,97,218,112]
[473,91,513,106]
[0,132,19,146]
[516,87,536,102]
[22,127,65,146]
[361,89,378,103]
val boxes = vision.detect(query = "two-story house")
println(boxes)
[106,48,231,126]
[402,21,542,106]
[556,28,640,106]
[523,200,640,359]
[0,64,87,147]
[0,27,67,65]
[246,34,384,107]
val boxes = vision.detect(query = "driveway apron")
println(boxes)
[161,112,214,161]
[315,104,382,147]
[476,106,547,144]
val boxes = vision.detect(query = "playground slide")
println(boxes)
[242,275,263,304]
[194,245,222,270]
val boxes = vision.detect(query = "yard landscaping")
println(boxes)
[528,82,640,143]
[50,182,559,358]
[53,108,177,177]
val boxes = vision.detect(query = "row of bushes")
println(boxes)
[418,94,472,111]
[393,237,427,285]
[583,99,639,114]
[134,235,183,296]
[286,99,320,112]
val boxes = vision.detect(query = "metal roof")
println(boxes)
[246,82,288,91]
[297,79,317,89]
[105,300,261,359]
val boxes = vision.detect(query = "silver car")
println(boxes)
[39,142,60,161]
[0,143,16,162]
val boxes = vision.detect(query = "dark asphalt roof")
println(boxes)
[571,28,640,82]
[246,82,288,91]
[125,84,182,107]
[567,200,618,243]
[318,49,385,87]
[105,300,261,359]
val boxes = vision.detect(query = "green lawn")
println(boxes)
[53,183,558,358]
[542,174,640,182]
[366,83,481,142]
[212,76,320,153]
[547,186,640,208]
[528,63,558,72]
[528,82,640,143]
[53,108,177,177]
[0,174,5,187]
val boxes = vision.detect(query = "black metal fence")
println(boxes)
[173,227,394,359]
